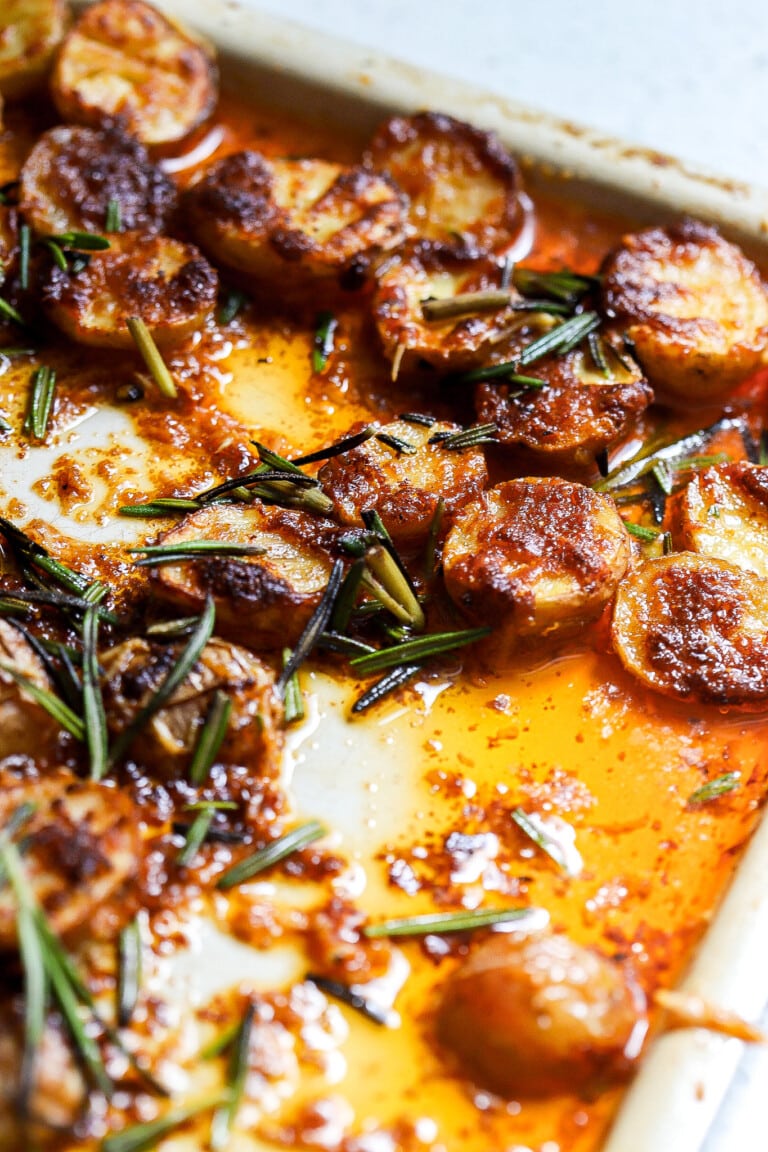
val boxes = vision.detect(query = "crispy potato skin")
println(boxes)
[0,618,60,760]
[0,0,69,100]
[41,229,217,348]
[677,462,768,579]
[20,123,176,235]
[51,0,218,148]
[438,931,647,1097]
[364,111,521,257]
[601,219,768,400]
[0,767,144,947]
[612,552,768,707]
[443,478,631,641]
[185,149,406,283]
[101,636,283,780]
[151,503,342,650]
[475,347,653,467]
[319,418,488,548]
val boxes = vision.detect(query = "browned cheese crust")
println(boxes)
[601,219,768,401]
[51,0,218,148]
[41,229,218,347]
[364,111,522,257]
[612,552,768,706]
[20,123,177,235]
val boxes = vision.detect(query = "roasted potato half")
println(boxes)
[20,123,176,236]
[186,150,406,285]
[41,230,217,348]
[612,552,768,707]
[319,417,488,549]
[438,930,647,1098]
[474,345,653,468]
[677,462,768,579]
[0,768,144,947]
[101,636,283,780]
[602,219,768,401]
[0,619,61,760]
[51,0,218,148]
[443,477,631,643]
[364,111,522,258]
[150,502,341,650]
[0,0,69,100]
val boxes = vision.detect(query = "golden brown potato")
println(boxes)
[319,417,488,549]
[677,462,768,578]
[51,0,217,148]
[150,502,342,650]
[20,123,176,236]
[0,205,17,285]
[364,111,522,257]
[0,0,69,100]
[438,930,647,1097]
[41,230,217,348]
[101,636,283,780]
[612,552,768,707]
[601,219,768,401]
[0,767,144,947]
[372,247,521,376]
[475,345,653,468]
[185,150,406,284]
[0,619,61,760]
[443,478,631,642]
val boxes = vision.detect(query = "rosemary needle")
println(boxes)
[188,689,232,785]
[117,915,142,1027]
[210,1002,255,1149]
[216,820,326,890]
[364,907,534,938]
[126,316,177,399]
[0,662,85,740]
[350,626,490,676]
[82,604,108,780]
[687,772,741,805]
[101,1092,229,1152]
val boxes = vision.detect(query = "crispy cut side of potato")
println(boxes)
[364,111,522,257]
[20,123,176,236]
[150,503,341,650]
[438,930,647,1098]
[185,150,406,284]
[612,552,768,707]
[41,230,217,348]
[51,0,217,148]
[101,636,283,780]
[602,219,768,401]
[443,477,631,642]
[677,462,768,578]
[0,618,60,759]
[319,417,488,549]
[0,767,144,947]
[0,0,68,100]
[372,247,520,375]
[474,345,653,468]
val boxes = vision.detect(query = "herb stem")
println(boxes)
[126,317,177,399]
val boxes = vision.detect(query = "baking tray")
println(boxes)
[18,3,768,1148]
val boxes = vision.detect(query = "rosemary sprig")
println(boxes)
[511,806,581,876]
[277,561,343,695]
[594,417,742,493]
[216,820,326,891]
[434,423,497,451]
[687,772,741,805]
[119,498,202,518]
[329,558,366,634]
[512,267,598,306]
[19,224,30,291]
[291,425,375,466]
[117,915,142,1027]
[350,626,490,676]
[0,297,24,325]
[189,689,232,786]
[375,431,418,455]
[217,288,249,325]
[128,540,266,567]
[0,662,85,740]
[101,1092,229,1152]
[0,517,106,607]
[306,974,389,1026]
[126,317,177,399]
[108,597,215,764]
[281,648,304,724]
[313,311,338,373]
[146,616,200,639]
[82,604,108,780]
[364,906,534,938]
[177,801,237,866]
[519,310,600,364]
[209,1002,255,1149]
[363,544,424,630]
[399,412,436,427]
[49,231,110,251]
[351,663,422,714]
[105,199,122,233]
[421,288,512,322]
[23,365,56,440]
[625,521,662,543]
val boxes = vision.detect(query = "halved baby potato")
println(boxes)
[41,230,218,348]
[612,552,768,707]
[0,618,60,760]
[474,344,653,468]
[601,219,768,401]
[101,636,283,781]
[185,150,406,284]
[51,0,217,148]
[677,462,768,578]
[0,0,69,100]
[443,477,631,642]
[150,502,341,650]
[319,417,488,550]
[20,123,176,236]
[364,111,522,257]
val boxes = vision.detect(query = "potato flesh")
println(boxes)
[678,462,768,579]
[443,478,631,641]
[0,0,68,99]
[51,0,217,147]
